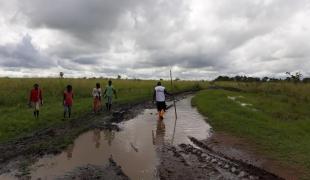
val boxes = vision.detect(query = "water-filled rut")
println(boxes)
[25,96,210,180]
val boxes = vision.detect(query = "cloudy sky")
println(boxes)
[0,0,309,79]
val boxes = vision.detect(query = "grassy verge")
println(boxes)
[0,78,207,142]
[192,87,310,179]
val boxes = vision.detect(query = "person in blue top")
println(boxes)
[103,80,117,111]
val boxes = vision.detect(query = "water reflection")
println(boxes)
[103,129,115,146]
[65,144,74,160]
[152,120,166,146]
[92,129,101,148]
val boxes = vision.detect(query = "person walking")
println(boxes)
[153,82,170,119]
[63,85,73,119]
[103,80,117,111]
[92,83,102,113]
[28,83,43,118]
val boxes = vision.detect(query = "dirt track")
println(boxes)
[156,137,283,180]
[0,92,285,180]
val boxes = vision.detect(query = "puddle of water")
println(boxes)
[227,96,253,108]
[1,96,211,180]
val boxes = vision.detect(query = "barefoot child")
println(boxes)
[103,80,117,111]
[92,83,102,113]
[63,85,73,119]
[29,83,43,118]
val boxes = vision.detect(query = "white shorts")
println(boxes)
[31,101,40,110]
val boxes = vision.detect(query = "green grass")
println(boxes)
[0,78,208,142]
[192,84,310,178]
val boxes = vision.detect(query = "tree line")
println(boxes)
[213,72,310,83]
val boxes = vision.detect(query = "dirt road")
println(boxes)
[0,93,284,180]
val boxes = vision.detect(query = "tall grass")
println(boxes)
[0,78,208,142]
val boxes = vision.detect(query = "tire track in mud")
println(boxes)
[158,136,284,180]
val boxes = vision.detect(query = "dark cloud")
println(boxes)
[0,35,56,68]
[73,56,101,65]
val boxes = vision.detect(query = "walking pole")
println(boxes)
[170,69,178,144]
[170,69,178,119]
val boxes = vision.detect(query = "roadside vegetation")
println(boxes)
[0,78,207,142]
[193,81,310,178]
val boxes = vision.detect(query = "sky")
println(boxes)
[0,0,309,80]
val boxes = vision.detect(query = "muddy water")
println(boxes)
[4,96,211,180]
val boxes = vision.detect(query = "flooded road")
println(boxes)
[14,96,211,180]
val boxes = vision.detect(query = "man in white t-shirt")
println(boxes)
[153,82,170,119]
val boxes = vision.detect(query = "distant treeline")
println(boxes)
[214,73,310,83]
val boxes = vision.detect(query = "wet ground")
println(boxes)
[0,95,284,180]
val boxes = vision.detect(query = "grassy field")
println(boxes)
[0,78,207,142]
[192,81,310,178]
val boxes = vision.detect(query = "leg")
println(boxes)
[159,102,165,119]
[108,97,113,111]
[68,106,71,118]
[105,103,109,111]
[93,99,96,113]
[64,106,68,118]
[36,102,40,118]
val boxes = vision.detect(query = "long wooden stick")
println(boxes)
[170,69,178,144]
[170,69,178,119]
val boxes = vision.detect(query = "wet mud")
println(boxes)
[57,157,129,180]
[204,132,301,180]
[0,92,288,180]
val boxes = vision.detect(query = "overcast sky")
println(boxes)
[0,0,309,79]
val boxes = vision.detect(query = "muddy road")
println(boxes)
[0,94,283,180]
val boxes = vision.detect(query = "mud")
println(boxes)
[204,132,301,180]
[57,157,129,180]
[0,92,289,180]
[0,96,156,177]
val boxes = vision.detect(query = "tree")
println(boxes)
[117,75,121,79]
[286,72,303,83]
[59,72,64,78]
[262,77,269,82]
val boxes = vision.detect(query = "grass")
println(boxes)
[192,82,310,179]
[0,78,207,142]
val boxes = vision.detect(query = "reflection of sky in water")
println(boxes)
[1,96,211,180]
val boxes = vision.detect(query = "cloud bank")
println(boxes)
[0,0,309,79]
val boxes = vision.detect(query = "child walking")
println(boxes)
[29,83,43,118]
[103,80,117,111]
[63,85,73,119]
[92,83,102,113]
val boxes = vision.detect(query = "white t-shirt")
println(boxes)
[155,86,166,102]
[92,88,102,98]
